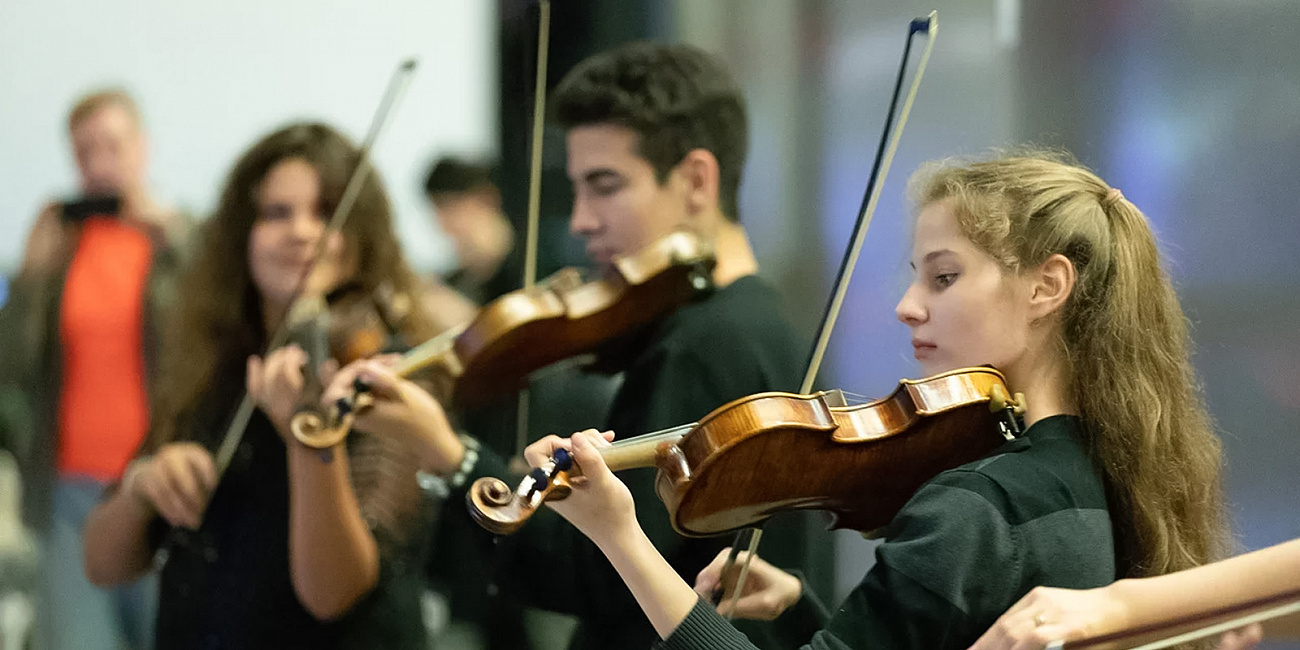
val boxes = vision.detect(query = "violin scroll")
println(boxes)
[467,449,576,535]
[290,378,376,449]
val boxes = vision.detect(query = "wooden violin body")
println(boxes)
[656,367,1020,536]
[408,229,714,409]
[468,367,1023,537]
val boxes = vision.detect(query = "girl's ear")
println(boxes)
[1028,253,1076,320]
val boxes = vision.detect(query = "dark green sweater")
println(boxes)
[658,415,1116,650]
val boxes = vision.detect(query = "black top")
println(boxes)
[146,379,430,650]
[444,275,817,649]
[657,415,1116,650]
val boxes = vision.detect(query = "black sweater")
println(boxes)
[657,415,1115,650]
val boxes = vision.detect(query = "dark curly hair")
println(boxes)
[553,42,748,222]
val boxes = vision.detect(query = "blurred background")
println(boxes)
[2,0,1297,648]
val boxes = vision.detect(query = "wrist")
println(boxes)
[1098,579,1137,634]
[592,512,647,559]
[781,572,805,613]
[287,439,343,466]
[416,435,478,497]
[121,458,154,512]
[420,432,467,477]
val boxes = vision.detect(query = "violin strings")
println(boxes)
[608,422,698,449]
[837,390,872,405]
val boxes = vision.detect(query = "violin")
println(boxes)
[289,230,716,448]
[468,366,1024,537]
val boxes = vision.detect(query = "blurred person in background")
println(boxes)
[0,87,185,650]
[82,122,438,649]
[422,157,522,309]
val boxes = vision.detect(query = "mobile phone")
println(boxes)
[60,195,121,223]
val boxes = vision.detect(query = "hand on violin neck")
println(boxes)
[523,430,636,548]
[694,547,802,621]
[247,345,312,438]
[323,357,461,475]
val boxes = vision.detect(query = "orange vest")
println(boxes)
[57,217,153,482]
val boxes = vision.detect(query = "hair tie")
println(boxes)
[1102,187,1124,208]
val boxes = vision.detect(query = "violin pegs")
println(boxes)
[1013,392,1027,415]
[553,448,574,472]
[527,467,549,488]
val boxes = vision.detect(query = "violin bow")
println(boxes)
[719,11,939,619]
[513,0,552,461]
[1048,587,1300,650]
[210,59,419,477]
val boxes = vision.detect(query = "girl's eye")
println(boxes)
[258,204,291,221]
[934,272,958,288]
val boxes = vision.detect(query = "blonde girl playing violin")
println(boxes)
[82,123,438,649]
[499,152,1227,649]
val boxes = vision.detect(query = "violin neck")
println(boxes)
[598,424,693,472]
[394,322,466,377]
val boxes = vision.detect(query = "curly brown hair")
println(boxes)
[151,122,435,446]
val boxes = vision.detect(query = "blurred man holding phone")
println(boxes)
[0,88,184,649]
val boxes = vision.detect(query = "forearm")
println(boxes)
[287,444,380,620]
[1108,539,1300,635]
[83,488,158,585]
[597,523,700,640]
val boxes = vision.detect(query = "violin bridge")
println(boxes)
[822,388,849,408]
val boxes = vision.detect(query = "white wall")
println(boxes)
[0,0,497,274]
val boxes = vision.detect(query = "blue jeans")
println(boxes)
[37,477,156,650]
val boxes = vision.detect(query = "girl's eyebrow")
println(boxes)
[910,248,956,270]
